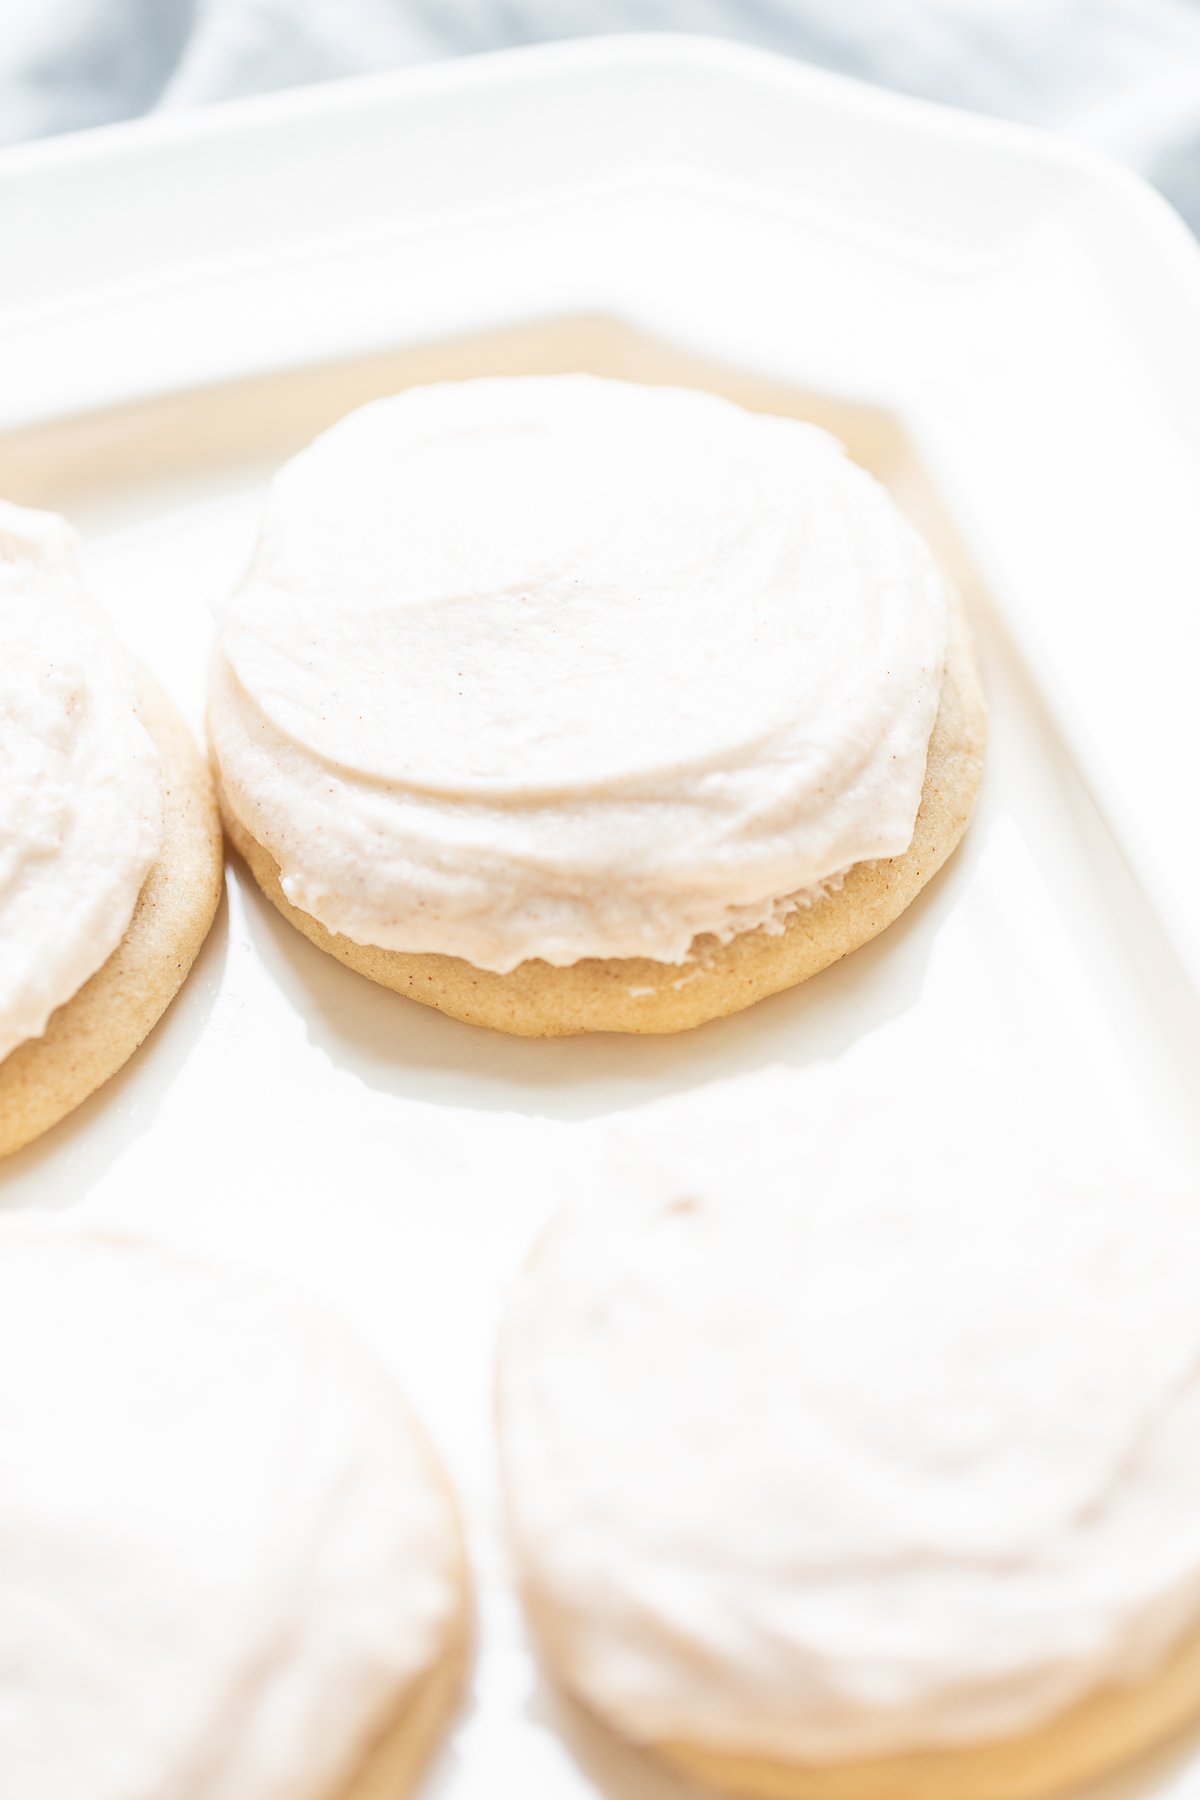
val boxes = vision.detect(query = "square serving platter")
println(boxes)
[3,35,1200,1800]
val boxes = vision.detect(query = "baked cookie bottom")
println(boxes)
[341,1622,470,1800]
[221,602,984,1038]
[648,1618,1200,1800]
[0,672,224,1158]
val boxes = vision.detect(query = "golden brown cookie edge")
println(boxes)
[219,600,985,1038]
[0,671,224,1158]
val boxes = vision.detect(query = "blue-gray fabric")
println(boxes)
[2,0,1199,229]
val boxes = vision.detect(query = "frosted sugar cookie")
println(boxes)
[499,1073,1200,1799]
[0,1224,469,1800]
[210,375,984,1036]
[0,503,223,1155]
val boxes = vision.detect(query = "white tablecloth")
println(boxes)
[3,0,1199,230]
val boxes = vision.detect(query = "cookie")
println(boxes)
[0,501,224,1156]
[499,1072,1200,1796]
[0,669,223,1156]
[210,377,983,1035]
[0,1224,469,1798]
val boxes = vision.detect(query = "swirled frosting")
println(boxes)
[0,1225,465,1800]
[209,376,946,971]
[500,1068,1200,1763]
[0,502,162,1063]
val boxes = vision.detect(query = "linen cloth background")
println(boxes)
[2,0,1199,232]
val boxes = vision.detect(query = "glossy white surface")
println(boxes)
[1,37,1199,1800]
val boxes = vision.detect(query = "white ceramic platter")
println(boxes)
[2,35,1200,1800]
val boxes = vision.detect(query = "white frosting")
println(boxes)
[0,1226,464,1800]
[0,503,162,1063]
[210,376,946,971]
[500,1067,1200,1764]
